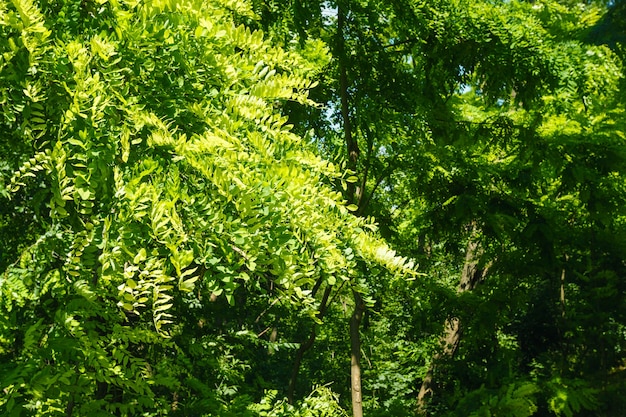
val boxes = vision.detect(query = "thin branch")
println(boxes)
[383,38,420,49]
[255,298,281,324]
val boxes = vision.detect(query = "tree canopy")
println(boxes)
[1,0,625,416]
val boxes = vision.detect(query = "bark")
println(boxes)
[558,254,569,374]
[560,258,567,319]
[350,290,366,417]
[560,268,566,315]
[416,318,461,410]
[65,394,75,417]
[417,234,488,414]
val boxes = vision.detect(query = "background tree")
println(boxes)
[251,0,626,416]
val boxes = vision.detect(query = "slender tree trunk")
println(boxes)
[560,257,567,320]
[65,394,75,417]
[350,290,366,417]
[336,5,367,416]
[337,3,359,199]
[287,285,332,403]
[558,254,568,375]
[416,318,462,410]
[560,268,566,315]
[417,234,488,413]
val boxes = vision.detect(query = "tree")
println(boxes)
[5,0,624,415]
[353,1,626,415]
[0,0,413,415]
[249,0,626,416]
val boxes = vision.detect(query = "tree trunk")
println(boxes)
[350,290,366,417]
[558,254,568,375]
[339,49,358,164]
[416,318,462,410]
[560,260,566,320]
[336,6,367,416]
[65,394,75,417]
[560,272,565,315]
[337,2,359,205]
[417,234,488,413]
[287,285,332,403]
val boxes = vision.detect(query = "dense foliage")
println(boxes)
[1,0,625,416]
[253,0,626,415]
[0,0,411,415]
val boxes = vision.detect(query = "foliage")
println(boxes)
[249,386,349,417]
[2,0,626,416]
[0,0,413,415]
[256,0,626,416]
[451,381,539,417]
[544,378,599,417]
